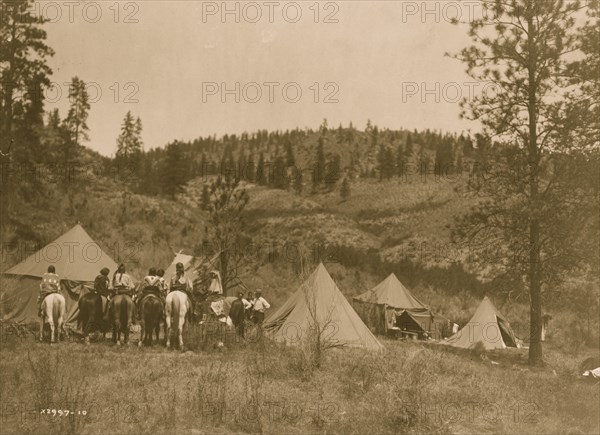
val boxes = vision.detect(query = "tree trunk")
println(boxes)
[220,249,229,297]
[527,6,543,366]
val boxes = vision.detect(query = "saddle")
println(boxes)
[115,287,133,296]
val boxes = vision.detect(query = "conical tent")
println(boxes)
[264,264,384,351]
[0,224,118,325]
[445,296,518,350]
[353,273,446,337]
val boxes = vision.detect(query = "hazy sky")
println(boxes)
[40,1,481,156]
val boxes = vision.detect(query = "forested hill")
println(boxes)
[132,122,483,198]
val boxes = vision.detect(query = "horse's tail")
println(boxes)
[172,295,181,333]
[120,296,129,324]
[52,294,65,325]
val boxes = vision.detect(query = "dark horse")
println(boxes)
[78,292,108,344]
[138,295,163,347]
[111,294,134,345]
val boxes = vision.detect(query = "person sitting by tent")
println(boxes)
[136,268,163,320]
[38,265,60,317]
[208,271,223,295]
[229,292,246,337]
[252,290,270,325]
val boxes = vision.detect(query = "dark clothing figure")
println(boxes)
[137,275,163,320]
[253,311,265,325]
[229,297,246,337]
[94,274,111,297]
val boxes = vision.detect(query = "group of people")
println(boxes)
[37,263,271,334]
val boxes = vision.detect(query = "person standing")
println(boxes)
[38,266,60,317]
[245,291,256,320]
[252,290,270,325]
[229,292,246,338]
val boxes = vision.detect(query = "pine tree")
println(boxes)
[340,176,350,200]
[293,169,303,194]
[62,76,90,160]
[116,111,142,164]
[396,143,405,177]
[451,0,593,365]
[313,136,326,189]
[405,133,413,159]
[256,152,266,185]
[201,185,210,210]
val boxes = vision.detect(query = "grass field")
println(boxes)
[0,324,598,435]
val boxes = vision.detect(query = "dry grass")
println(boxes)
[0,327,598,435]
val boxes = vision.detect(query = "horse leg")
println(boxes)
[48,321,55,344]
[138,320,145,348]
[57,313,64,343]
[115,319,121,345]
[125,300,133,345]
[165,315,171,349]
[39,318,44,342]
[83,321,90,345]
[178,316,185,351]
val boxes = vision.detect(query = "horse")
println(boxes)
[111,294,134,345]
[39,293,66,343]
[165,290,191,350]
[78,292,108,344]
[138,295,163,347]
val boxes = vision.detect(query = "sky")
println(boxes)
[39,0,482,156]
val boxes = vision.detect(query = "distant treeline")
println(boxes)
[122,121,490,198]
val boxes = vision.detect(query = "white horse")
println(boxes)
[165,291,190,350]
[40,293,66,343]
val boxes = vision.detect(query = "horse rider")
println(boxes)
[106,263,135,319]
[93,267,112,315]
[170,262,193,299]
[38,265,60,317]
[136,267,163,320]
[156,268,167,299]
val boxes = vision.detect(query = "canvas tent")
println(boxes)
[0,224,118,325]
[445,296,519,350]
[353,273,446,338]
[264,263,384,351]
